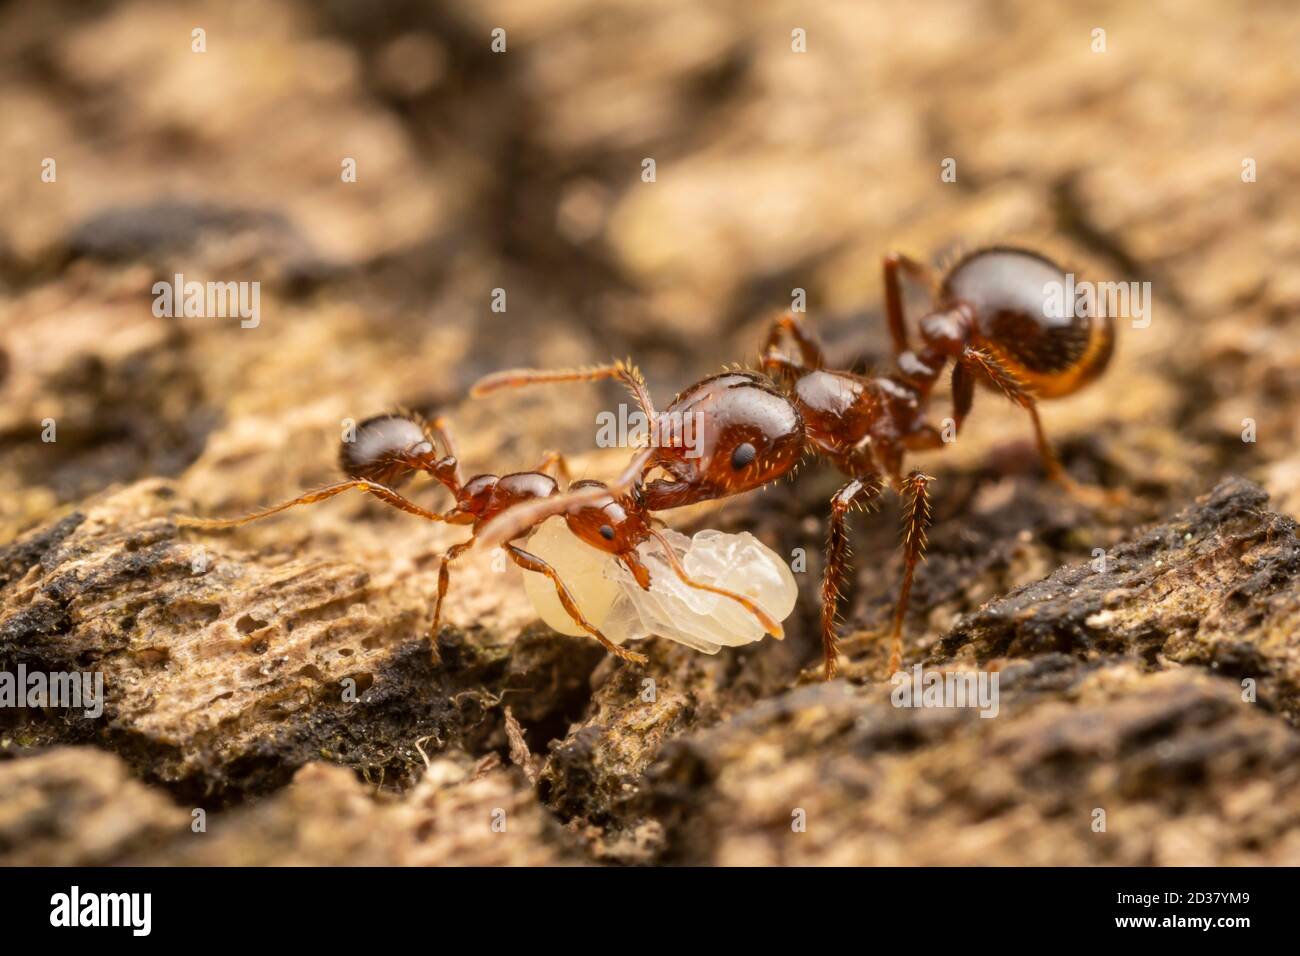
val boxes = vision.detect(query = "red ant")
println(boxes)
[177,398,785,666]
[470,245,1119,679]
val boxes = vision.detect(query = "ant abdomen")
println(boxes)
[939,246,1115,399]
[339,413,433,485]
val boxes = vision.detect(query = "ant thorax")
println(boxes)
[520,518,797,654]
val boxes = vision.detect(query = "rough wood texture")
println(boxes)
[1,0,1298,865]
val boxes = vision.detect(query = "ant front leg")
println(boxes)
[886,472,934,675]
[431,540,473,649]
[959,347,1126,508]
[882,252,934,358]
[178,480,450,529]
[820,475,885,680]
[505,544,648,665]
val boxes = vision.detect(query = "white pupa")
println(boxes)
[520,517,797,654]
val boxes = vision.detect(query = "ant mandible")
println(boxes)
[470,244,1118,679]
[177,394,785,666]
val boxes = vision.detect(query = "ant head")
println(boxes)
[339,413,434,486]
[562,480,652,577]
[649,372,804,506]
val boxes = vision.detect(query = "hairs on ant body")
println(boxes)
[471,244,1121,678]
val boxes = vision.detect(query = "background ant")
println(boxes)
[179,400,784,666]
[471,244,1119,679]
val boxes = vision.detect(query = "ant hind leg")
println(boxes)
[959,347,1127,508]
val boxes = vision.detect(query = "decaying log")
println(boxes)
[2,0,1299,866]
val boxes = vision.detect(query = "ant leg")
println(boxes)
[350,481,452,522]
[951,359,975,433]
[1022,403,1128,507]
[821,475,885,680]
[535,450,572,484]
[505,544,649,665]
[762,313,825,369]
[959,347,1125,507]
[178,480,449,529]
[614,359,657,423]
[760,347,805,380]
[886,472,934,675]
[432,540,473,641]
[883,252,933,357]
[644,527,784,638]
[471,359,657,422]
[428,416,463,485]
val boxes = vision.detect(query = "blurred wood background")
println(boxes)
[2,0,1299,865]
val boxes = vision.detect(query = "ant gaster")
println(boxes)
[471,245,1119,679]
[178,396,785,666]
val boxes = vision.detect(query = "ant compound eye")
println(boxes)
[599,524,616,541]
[731,442,757,470]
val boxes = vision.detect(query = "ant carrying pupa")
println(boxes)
[523,518,797,656]
[177,395,795,665]
[470,244,1121,679]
